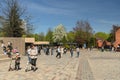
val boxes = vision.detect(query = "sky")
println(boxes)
[2,0,120,34]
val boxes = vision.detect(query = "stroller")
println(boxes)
[25,61,32,72]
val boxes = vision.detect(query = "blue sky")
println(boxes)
[4,0,120,34]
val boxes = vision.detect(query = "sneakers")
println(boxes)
[31,66,38,72]
[33,67,38,72]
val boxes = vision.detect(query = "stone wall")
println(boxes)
[0,37,25,55]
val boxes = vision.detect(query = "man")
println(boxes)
[76,47,80,57]
[70,48,73,57]
[56,46,61,58]
[29,44,38,72]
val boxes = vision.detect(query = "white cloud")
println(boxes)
[98,20,120,25]
[25,0,77,16]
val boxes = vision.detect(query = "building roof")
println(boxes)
[34,41,49,45]
[25,38,35,43]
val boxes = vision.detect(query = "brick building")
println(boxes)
[114,27,120,48]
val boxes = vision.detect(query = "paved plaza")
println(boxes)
[0,50,120,80]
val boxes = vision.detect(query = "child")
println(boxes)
[14,52,21,70]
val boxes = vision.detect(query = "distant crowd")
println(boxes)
[0,41,80,72]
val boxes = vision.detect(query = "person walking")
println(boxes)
[38,46,41,55]
[61,46,64,57]
[46,46,49,55]
[70,48,73,57]
[76,47,80,57]
[27,46,31,63]
[1,41,7,55]
[7,42,13,58]
[29,44,38,72]
[56,46,61,59]
[51,47,54,55]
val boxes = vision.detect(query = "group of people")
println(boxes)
[56,46,80,58]
[1,40,80,72]
[1,41,21,71]
[1,41,38,71]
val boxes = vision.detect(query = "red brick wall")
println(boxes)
[114,28,120,47]
[116,29,120,43]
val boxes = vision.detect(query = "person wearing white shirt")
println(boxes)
[76,47,80,57]
[29,44,38,71]
[56,46,61,58]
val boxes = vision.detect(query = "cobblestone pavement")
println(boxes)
[76,50,120,80]
[0,50,120,80]
[0,50,80,80]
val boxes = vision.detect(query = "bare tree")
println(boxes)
[73,20,93,47]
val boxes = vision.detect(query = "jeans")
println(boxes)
[70,52,73,57]
[31,58,37,67]
[77,52,79,57]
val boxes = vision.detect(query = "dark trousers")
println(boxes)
[77,52,79,57]
[70,52,73,57]
[56,52,61,58]
[31,58,37,67]
[15,61,20,70]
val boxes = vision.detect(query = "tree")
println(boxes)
[45,28,53,43]
[39,32,45,41]
[67,31,75,43]
[107,25,119,42]
[73,20,93,47]
[53,24,67,44]
[24,16,34,36]
[95,32,109,40]
[34,34,40,41]
[0,0,26,37]
[0,16,6,36]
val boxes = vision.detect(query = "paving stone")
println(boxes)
[0,49,120,80]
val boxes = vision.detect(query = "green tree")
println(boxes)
[95,32,109,40]
[39,32,45,41]
[34,34,40,41]
[107,25,119,42]
[24,16,34,36]
[67,31,75,43]
[45,28,53,43]
[53,24,67,43]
